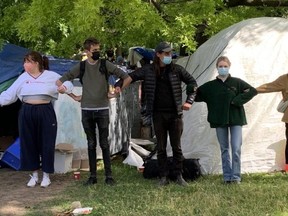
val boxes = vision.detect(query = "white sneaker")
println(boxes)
[40,177,51,188]
[27,175,39,187]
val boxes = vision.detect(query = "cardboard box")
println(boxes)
[72,159,81,171]
[80,159,89,171]
[55,143,74,153]
[71,149,81,170]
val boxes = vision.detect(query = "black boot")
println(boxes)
[83,177,97,186]
[176,174,188,187]
[84,149,97,186]
[158,176,169,187]
[105,176,116,186]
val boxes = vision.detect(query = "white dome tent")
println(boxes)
[174,17,288,174]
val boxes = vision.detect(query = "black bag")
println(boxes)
[182,158,202,180]
[143,157,202,181]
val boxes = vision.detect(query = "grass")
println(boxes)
[26,157,288,216]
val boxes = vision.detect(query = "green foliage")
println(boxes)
[0,0,288,57]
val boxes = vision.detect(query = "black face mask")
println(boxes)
[91,51,100,61]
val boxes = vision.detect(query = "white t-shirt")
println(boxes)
[0,70,73,106]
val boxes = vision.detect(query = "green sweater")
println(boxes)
[195,75,257,128]
[60,60,129,109]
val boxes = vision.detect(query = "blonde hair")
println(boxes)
[216,56,231,67]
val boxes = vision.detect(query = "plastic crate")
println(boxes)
[1,138,20,170]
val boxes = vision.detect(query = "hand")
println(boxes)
[69,93,82,102]
[57,85,67,94]
[114,86,121,94]
[182,102,192,111]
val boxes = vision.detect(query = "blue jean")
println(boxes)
[216,126,242,182]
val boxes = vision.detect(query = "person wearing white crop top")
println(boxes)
[0,51,73,188]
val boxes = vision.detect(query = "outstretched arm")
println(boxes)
[256,74,287,93]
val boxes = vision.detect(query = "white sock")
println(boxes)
[43,172,50,179]
[32,171,38,179]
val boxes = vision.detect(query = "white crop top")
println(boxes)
[0,70,73,106]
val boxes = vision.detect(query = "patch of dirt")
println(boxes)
[0,168,74,216]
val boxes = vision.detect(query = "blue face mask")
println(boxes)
[217,67,229,76]
[161,56,172,65]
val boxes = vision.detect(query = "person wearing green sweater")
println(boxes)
[195,56,257,184]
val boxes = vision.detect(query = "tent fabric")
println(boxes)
[0,43,78,84]
[174,17,288,174]
[0,43,27,84]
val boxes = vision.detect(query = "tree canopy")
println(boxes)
[0,0,287,57]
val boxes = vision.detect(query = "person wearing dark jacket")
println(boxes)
[195,56,257,184]
[120,42,198,186]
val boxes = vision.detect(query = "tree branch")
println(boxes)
[149,0,172,23]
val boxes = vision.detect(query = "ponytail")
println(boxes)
[42,56,49,70]
[24,51,50,72]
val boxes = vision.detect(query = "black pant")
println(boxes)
[153,112,184,177]
[82,109,112,178]
[19,103,57,173]
[285,123,288,164]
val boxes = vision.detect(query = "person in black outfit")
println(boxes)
[120,42,198,186]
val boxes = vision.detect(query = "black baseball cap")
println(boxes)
[155,42,172,53]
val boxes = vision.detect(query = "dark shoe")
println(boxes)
[231,180,241,184]
[223,180,231,184]
[83,177,97,186]
[176,175,188,187]
[158,176,169,187]
[105,177,115,185]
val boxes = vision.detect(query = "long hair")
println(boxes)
[153,53,162,76]
[24,51,49,72]
[153,52,173,76]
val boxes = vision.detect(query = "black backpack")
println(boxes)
[78,59,108,85]
[143,156,202,181]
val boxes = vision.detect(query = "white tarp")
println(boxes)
[53,85,131,159]
[174,17,288,174]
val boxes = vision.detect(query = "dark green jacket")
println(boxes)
[195,75,257,128]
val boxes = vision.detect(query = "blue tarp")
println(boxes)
[133,47,178,61]
[0,43,27,84]
[0,43,78,85]
[133,47,155,61]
